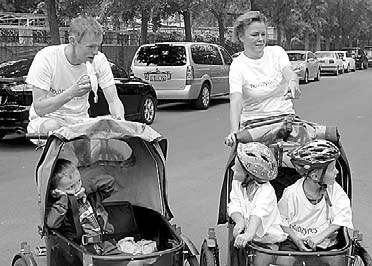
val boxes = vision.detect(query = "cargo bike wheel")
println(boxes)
[351,242,372,266]
[200,241,219,266]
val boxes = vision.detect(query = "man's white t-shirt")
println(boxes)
[278,178,353,249]
[229,45,295,123]
[26,44,115,120]
[228,180,287,244]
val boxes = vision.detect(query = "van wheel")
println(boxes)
[194,83,210,110]
[0,132,5,141]
[303,70,309,84]
[13,257,27,266]
[314,68,321,81]
[140,94,156,124]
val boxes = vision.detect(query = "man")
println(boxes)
[26,16,125,136]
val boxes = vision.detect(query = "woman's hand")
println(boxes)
[225,132,237,147]
[283,79,301,100]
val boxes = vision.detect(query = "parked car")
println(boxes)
[131,42,232,110]
[287,50,321,83]
[341,47,368,69]
[335,51,356,72]
[364,45,372,67]
[0,58,157,140]
[315,51,344,75]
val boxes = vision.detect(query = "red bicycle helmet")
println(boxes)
[237,142,278,182]
[288,139,340,172]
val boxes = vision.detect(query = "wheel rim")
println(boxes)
[143,98,154,122]
[202,86,210,107]
[305,72,308,83]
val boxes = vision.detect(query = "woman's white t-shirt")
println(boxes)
[278,178,353,249]
[228,180,287,244]
[229,45,294,123]
[26,44,115,120]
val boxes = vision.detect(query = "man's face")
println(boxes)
[72,32,103,64]
[57,168,82,195]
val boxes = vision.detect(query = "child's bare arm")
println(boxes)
[230,212,245,238]
[46,193,68,228]
[233,215,260,248]
[306,224,340,250]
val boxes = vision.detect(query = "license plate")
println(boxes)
[149,74,167,82]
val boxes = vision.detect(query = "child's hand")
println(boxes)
[233,222,245,238]
[305,235,324,250]
[51,188,67,198]
[75,187,87,203]
[295,239,312,252]
[234,232,251,248]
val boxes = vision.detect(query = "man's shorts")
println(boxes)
[27,116,92,145]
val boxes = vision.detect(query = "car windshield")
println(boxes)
[0,58,32,78]
[315,52,334,58]
[288,53,306,61]
[133,45,187,66]
[337,52,345,58]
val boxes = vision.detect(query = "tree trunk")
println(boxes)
[315,33,321,51]
[304,30,310,51]
[183,10,192,42]
[250,0,255,10]
[217,14,225,47]
[46,0,60,45]
[140,8,149,45]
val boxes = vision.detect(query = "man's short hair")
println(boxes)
[69,16,103,43]
[50,158,76,190]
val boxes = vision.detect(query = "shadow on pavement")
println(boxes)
[157,96,229,112]
[0,134,36,150]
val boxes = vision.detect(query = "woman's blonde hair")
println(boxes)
[232,11,267,43]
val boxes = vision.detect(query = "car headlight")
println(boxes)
[293,64,304,71]
[9,83,32,92]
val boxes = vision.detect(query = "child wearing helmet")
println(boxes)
[228,142,287,266]
[277,139,353,264]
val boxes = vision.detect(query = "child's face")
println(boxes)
[321,161,338,185]
[57,168,82,195]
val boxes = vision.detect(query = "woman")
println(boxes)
[225,11,300,146]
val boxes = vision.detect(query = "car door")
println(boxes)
[219,47,232,95]
[206,44,224,95]
[307,52,316,78]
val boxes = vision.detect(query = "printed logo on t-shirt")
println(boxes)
[289,223,318,236]
[50,88,64,95]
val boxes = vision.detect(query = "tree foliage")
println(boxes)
[2,0,372,50]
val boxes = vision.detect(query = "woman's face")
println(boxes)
[239,21,267,58]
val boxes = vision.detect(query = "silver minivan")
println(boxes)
[131,42,232,109]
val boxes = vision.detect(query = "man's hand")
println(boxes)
[68,74,92,98]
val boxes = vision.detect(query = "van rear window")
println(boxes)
[133,45,186,66]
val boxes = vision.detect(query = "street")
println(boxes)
[1,69,372,265]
